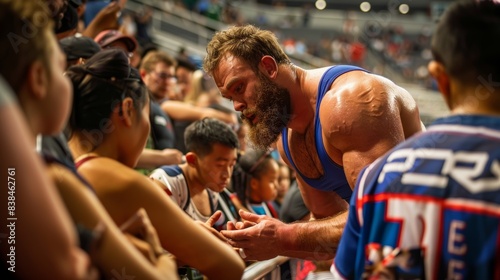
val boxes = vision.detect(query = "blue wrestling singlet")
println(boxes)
[281,65,368,201]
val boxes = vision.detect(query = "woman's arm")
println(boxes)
[48,164,177,280]
[161,100,237,125]
[80,160,245,280]
[136,148,183,169]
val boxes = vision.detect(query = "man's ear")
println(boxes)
[260,55,278,78]
[119,97,134,127]
[428,60,450,98]
[185,152,197,167]
[26,60,48,100]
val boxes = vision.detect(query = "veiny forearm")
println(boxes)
[278,211,348,260]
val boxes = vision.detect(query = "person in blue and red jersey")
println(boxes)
[332,1,500,279]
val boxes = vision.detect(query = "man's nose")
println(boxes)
[233,100,246,112]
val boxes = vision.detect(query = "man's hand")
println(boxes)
[82,2,122,38]
[221,210,286,261]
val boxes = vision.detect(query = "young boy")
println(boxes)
[150,118,239,224]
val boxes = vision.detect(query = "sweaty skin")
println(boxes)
[215,54,423,261]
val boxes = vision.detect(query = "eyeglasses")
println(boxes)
[152,71,177,80]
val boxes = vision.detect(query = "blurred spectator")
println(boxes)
[150,118,239,224]
[301,3,311,27]
[94,29,137,56]
[175,56,198,100]
[59,35,102,66]
[133,6,153,46]
[230,149,279,219]
[56,3,79,39]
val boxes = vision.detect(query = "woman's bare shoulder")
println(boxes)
[77,157,150,193]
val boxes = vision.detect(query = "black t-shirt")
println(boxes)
[279,181,310,223]
[149,101,175,150]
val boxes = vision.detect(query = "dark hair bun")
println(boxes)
[83,49,131,79]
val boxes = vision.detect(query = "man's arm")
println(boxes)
[161,100,237,125]
[279,210,348,260]
[136,148,183,169]
[223,209,347,261]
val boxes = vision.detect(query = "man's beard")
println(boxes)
[242,75,291,150]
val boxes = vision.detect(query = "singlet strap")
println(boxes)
[281,65,367,200]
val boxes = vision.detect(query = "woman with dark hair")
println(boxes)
[0,0,175,278]
[66,49,245,280]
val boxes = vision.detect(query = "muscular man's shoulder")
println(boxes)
[319,71,405,147]
[324,71,405,115]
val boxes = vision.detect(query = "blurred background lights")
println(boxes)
[360,2,371,12]
[399,4,410,14]
[315,0,327,10]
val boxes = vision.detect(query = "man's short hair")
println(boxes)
[184,118,239,157]
[431,0,500,85]
[140,50,177,73]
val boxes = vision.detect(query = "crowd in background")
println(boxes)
[5,0,495,279]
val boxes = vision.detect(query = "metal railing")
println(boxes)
[243,256,290,280]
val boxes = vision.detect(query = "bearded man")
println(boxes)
[203,24,425,262]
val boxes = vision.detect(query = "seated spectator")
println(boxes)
[66,49,245,279]
[272,161,292,215]
[135,50,183,173]
[140,51,237,154]
[0,76,95,279]
[94,29,138,59]
[86,38,183,173]
[175,55,198,101]
[150,118,239,226]
[0,1,177,278]
[55,0,79,39]
[60,35,102,67]
[41,35,102,172]
[149,117,242,277]
[230,149,279,219]
[184,69,223,108]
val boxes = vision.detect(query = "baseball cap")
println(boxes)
[59,36,102,61]
[94,30,138,52]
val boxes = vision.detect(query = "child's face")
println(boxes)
[195,143,238,192]
[277,165,291,198]
[251,159,279,202]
